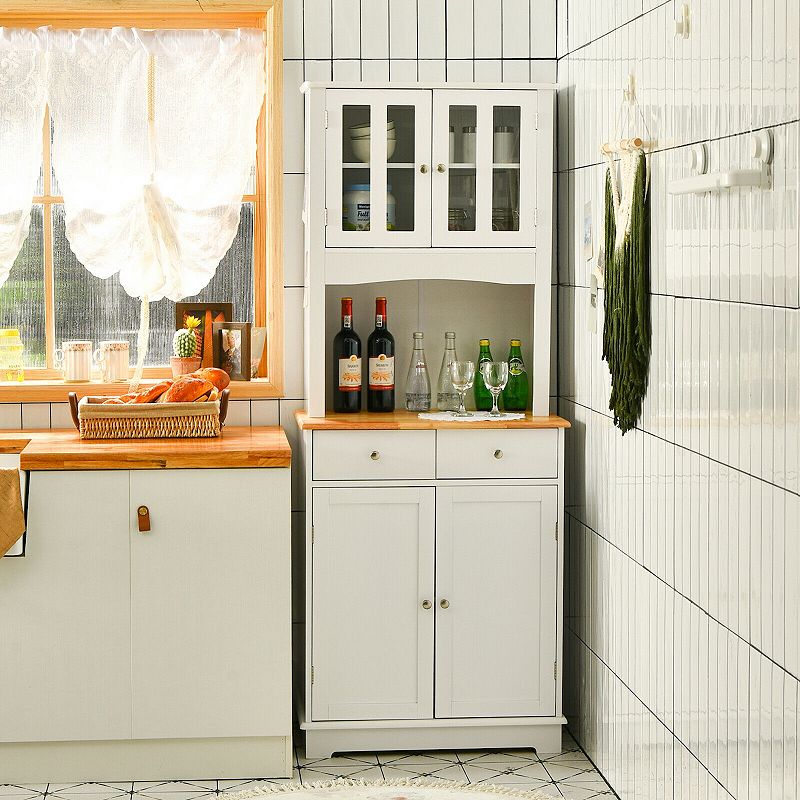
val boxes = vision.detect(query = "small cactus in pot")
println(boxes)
[170,316,202,377]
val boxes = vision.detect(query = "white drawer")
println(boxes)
[313,430,436,480]
[436,429,559,479]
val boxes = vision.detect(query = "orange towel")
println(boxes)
[0,469,25,558]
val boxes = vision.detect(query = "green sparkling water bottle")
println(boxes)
[473,338,494,411]
[502,339,529,411]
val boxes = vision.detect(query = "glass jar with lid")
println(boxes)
[0,329,24,382]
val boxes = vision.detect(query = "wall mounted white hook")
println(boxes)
[675,3,690,38]
[687,143,707,175]
[751,130,773,164]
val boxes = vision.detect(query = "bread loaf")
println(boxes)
[191,367,231,391]
[131,380,174,404]
[161,376,214,403]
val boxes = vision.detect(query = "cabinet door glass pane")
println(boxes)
[448,105,476,231]
[492,106,521,232]
[53,203,254,366]
[0,205,46,368]
[342,105,371,232]
[387,105,415,232]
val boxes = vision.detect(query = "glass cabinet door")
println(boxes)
[325,90,432,247]
[431,90,538,247]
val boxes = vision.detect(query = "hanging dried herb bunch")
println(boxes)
[602,151,651,434]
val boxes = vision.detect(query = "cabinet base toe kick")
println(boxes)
[300,718,566,760]
[0,736,293,784]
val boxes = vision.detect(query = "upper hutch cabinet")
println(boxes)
[302,82,555,417]
[324,88,539,249]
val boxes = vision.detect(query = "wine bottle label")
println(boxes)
[338,355,362,391]
[509,357,525,376]
[375,314,384,327]
[343,314,352,327]
[368,354,394,390]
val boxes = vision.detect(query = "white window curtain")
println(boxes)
[0,28,46,288]
[46,27,266,303]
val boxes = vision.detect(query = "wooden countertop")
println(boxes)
[0,428,291,470]
[295,410,571,431]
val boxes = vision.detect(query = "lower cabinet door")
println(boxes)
[311,487,435,721]
[129,469,291,740]
[0,471,132,743]
[435,485,558,718]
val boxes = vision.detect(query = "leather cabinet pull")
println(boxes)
[137,505,151,533]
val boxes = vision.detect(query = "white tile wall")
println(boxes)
[559,2,800,799]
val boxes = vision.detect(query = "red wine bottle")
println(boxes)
[367,296,395,412]
[332,297,362,413]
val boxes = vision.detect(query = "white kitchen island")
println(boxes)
[0,429,292,783]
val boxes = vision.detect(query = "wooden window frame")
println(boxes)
[0,0,284,402]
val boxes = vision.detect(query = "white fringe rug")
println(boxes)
[225,778,554,800]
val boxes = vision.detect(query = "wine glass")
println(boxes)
[449,360,475,417]
[481,361,509,417]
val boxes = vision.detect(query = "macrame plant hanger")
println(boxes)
[600,74,653,434]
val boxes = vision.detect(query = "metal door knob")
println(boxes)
[494,449,504,459]
[419,164,429,174]
[437,163,447,173]
[421,600,432,610]
[370,450,380,461]
[440,599,450,609]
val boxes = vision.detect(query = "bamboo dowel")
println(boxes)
[600,137,654,155]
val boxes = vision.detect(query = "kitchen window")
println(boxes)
[0,1,284,398]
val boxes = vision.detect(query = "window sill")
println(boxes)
[0,378,282,404]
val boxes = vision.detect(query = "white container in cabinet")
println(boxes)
[298,416,568,759]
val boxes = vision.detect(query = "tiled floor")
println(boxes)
[0,732,615,800]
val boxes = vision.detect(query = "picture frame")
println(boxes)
[175,302,233,369]
[212,321,251,382]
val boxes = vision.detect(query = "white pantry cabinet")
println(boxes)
[297,416,568,759]
[0,462,292,782]
[302,81,555,417]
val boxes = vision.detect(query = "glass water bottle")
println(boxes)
[405,332,431,411]
[436,331,459,411]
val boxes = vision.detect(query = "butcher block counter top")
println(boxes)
[0,427,291,470]
[295,410,571,431]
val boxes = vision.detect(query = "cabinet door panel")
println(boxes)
[326,89,432,248]
[0,471,132,743]
[311,487,435,720]
[129,469,291,740]
[432,89,538,247]
[435,485,557,718]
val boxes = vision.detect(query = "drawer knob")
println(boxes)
[440,599,450,609]
[419,164,429,174]
[437,163,447,173]
[494,449,504,459]
[421,600,432,610]
[137,505,151,533]
[370,450,381,461]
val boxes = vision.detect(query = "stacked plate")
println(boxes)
[350,120,396,162]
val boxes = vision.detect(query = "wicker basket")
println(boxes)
[69,391,229,440]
